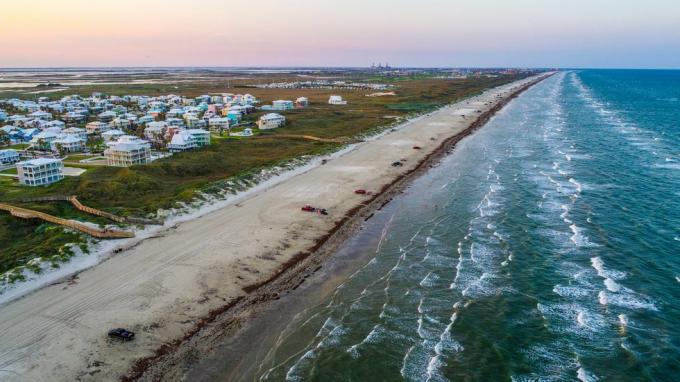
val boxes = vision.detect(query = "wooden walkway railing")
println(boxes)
[20,196,163,225]
[0,203,135,239]
[253,134,352,143]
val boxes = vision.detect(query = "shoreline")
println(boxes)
[0,73,551,381]
[126,73,553,381]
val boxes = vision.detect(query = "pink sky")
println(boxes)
[1,0,679,68]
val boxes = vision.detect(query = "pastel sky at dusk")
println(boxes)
[1,0,678,68]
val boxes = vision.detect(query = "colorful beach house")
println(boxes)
[86,121,110,135]
[257,113,286,130]
[272,100,295,111]
[186,129,211,147]
[17,158,64,186]
[0,149,20,165]
[104,142,151,167]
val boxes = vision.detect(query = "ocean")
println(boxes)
[235,71,680,381]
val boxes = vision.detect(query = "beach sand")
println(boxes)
[0,74,549,381]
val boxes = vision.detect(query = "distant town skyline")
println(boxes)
[1,0,679,68]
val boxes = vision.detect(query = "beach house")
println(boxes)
[62,127,88,141]
[104,142,151,167]
[30,130,59,150]
[272,100,295,111]
[102,129,125,142]
[257,113,286,130]
[328,95,347,105]
[51,135,84,153]
[86,121,110,135]
[17,158,64,186]
[209,117,230,134]
[167,130,197,152]
[144,121,169,142]
[97,110,117,122]
[0,149,20,165]
[295,97,309,108]
[186,129,211,147]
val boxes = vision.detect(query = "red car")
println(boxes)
[413,145,422,150]
[355,189,367,195]
[301,205,328,215]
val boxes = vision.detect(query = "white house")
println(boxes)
[328,95,347,105]
[243,128,253,137]
[0,149,20,165]
[185,129,211,147]
[104,142,151,167]
[208,117,230,134]
[86,121,110,135]
[257,113,286,130]
[110,117,132,130]
[167,130,197,152]
[102,129,125,142]
[295,97,309,108]
[62,127,88,141]
[29,110,53,121]
[17,158,64,186]
[30,130,59,150]
[144,121,169,142]
[98,110,117,122]
[51,135,84,153]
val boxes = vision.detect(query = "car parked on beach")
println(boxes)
[108,328,135,341]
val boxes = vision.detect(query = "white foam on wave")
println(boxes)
[553,284,590,298]
[598,290,608,305]
[591,257,605,277]
[577,367,599,382]
[604,278,621,292]
[419,272,439,287]
[570,224,596,247]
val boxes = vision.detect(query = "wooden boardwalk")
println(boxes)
[0,202,135,239]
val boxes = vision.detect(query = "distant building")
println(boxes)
[17,158,64,186]
[272,100,294,110]
[0,149,20,165]
[328,95,347,105]
[104,142,151,167]
[295,97,309,108]
[257,113,286,130]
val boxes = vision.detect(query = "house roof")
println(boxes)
[19,157,62,167]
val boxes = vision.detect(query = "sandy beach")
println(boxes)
[0,74,550,381]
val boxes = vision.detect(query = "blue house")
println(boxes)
[0,149,20,165]
[22,128,40,142]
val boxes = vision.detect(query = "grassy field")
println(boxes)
[0,73,529,275]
